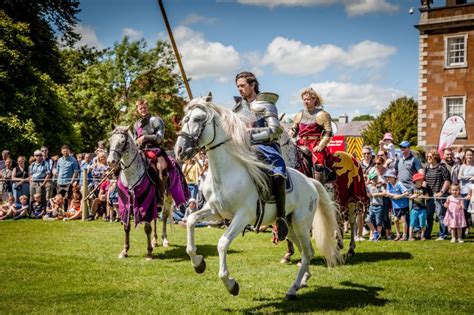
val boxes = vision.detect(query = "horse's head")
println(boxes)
[107,126,132,168]
[174,95,216,161]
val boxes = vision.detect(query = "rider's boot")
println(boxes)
[272,175,288,242]
[314,164,327,185]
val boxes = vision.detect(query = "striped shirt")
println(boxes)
[424,163,450,196]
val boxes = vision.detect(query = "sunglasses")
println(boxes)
[375,163,382,165]
[400,146,408,149]
[363,152,371,155]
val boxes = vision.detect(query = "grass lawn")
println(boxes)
[0,219,472,314]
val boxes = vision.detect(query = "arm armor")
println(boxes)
[143,116,165,145]
[250,93,283,145]
[315,110,333,148]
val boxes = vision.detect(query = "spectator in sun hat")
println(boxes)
[365,172,385,241]
[395,140,423,191]
[379,132,396,160]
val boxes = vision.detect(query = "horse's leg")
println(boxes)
[285,218,314,300]
[280,239,295,264]
[144,222,153,260]
[118,224,130,259]
[285,227,311,287]
[217,212,249,296]
[186,206,214,273]
[151,217,158,248]
[347,205,357,258]
[161,202,170,247]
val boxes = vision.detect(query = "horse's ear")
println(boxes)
[205,92,212,103]
[111,123,116,130]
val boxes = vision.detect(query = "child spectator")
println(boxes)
[107,178,119,222]
[384,170,409,241]
[43,194,65,220]
[379,133,396,160]
[179,198,207,228]
[12,195,29,220]
[443,184,467,243]
[0,196,16,220]
[365,173,385,241]
[409,173,428,241]
[467,182,474,217]
[63,189,82,221]
[30,193,46,219]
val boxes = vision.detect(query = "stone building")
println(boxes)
[416,0,474,150]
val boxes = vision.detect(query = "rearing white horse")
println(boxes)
[174,97,343,300]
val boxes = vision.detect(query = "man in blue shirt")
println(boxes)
[29,150,51,204]
[396,141,424,191]
[56,145,79,205]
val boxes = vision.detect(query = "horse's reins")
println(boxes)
[178,114,230,153]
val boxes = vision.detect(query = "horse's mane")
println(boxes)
[186,99,271,196]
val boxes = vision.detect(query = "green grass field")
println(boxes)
[0,220,472,314]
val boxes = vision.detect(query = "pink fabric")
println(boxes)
[443,196,467,228]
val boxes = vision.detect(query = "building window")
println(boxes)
[445,35,467,68]
[444,96,466,138]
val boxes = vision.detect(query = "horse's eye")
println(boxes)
[193,116,204,122]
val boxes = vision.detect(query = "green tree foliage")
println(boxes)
[352,114,375,121]
[362,97,418,149]
[0,9,79,156]
[62,37,185,151]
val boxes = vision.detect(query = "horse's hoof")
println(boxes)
[280,258,290,264]
[285,294,297,301]
[229,281,240,296]
[194,258,206,274]
[347,248,355,258]
[151,239,158,248]
[118,252,128,259]
[163,240,170,248]
[145,255,154,261]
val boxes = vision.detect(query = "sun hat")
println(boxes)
[399,140,410,148]
[412,173,424,182]
[188,198,197,203]
[384,169,397,178]
[368,173,378,180]
[383,133,393,141]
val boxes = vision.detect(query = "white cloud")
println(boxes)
[123,27,143,41]
[73,24,104,49]
[262,36,396,75]
[237,0,399,16]
[343,0,399,17]
[181,13,217,25]
[297,81,407,116]
[174,26,241,82]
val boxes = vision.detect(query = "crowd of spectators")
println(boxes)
[1,135,473,243]
[0,142,118,222]
[358,133,474,243]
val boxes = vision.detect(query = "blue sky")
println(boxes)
[73,0,435,120]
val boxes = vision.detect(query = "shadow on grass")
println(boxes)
[228,281,388,313]
[154,244,241,261]
[303,251,413,266]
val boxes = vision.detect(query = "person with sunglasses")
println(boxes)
[40,146,54,200]
[395,141,423,192]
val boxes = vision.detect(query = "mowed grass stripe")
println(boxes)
[0,220,472,314]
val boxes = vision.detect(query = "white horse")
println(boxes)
[174,97,343,300]
[107,126,171,260]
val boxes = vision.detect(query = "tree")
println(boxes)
[0,10,79,156]
[61,37,185,151]
[362,97,417,148]
[352,114,375,121]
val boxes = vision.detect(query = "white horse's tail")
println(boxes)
[312,179,344,267]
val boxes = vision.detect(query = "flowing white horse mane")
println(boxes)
[186,98,271,196]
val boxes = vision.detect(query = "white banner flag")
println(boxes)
[438,115,465,158]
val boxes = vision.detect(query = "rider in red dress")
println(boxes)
[291,87,335,184]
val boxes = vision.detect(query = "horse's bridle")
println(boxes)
[109,130,139,170]
[178,111,229,153]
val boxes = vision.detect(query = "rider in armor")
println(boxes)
[291,87,335,184]
[134,99,168,203]
[233,71,288,242]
